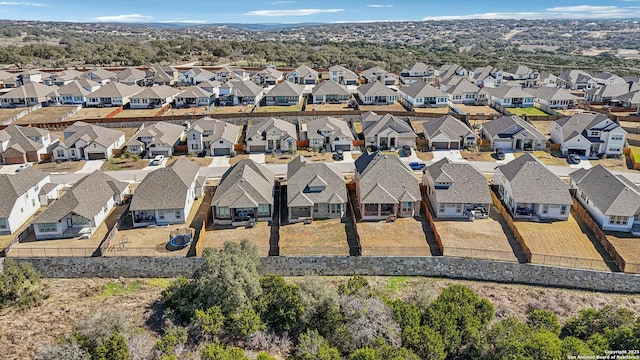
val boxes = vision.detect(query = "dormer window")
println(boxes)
[590,130,599,137]
[434,182,452,190]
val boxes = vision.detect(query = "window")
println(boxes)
[439,203,445,213]
[0,218,7,229]
[192,133,196,139]
[610,216,628,225]
[330,204,341,215]
[314,204,319,213]
[191,144,198,150]
[32,199,35,207]
[258,204,270,216]
[103,204,108,213]
[456,204,463,213]
[401,202,413,212]
[176,209,182,219]
[56,149,64,157]
[611,134,623,141]
[70,214,90,225]
[37,223,57,233]
[542,204,549,214]
[560,205,567,215]
[590,131,599,137]
[217,207,230,218]
[158,209,165,220]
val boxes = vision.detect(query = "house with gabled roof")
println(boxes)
[310,80,350,104]
[263,81,304,106]
[83,68,118,85]
[360,66,397,86]
[186,117,241,156]
[286,65,319,85]
[362,112,416,150]
[494,153,572,220]
[398,81,448,108]
[179,67,216,86]
[301,116,354,152]
[525,87,581,109]
[52,122,125,161]
[423,158,491,219]
[125,121,185,157]
[585,83,640,103]
[357,81,397,105]
[32,171,129,239]
[130,158,200,227]
[503,65,540,87]
[286,155,347,223]
[399,62,436,85]
[0,82,57,108]
[214,66,249,82]
[130,85,182,109]
[250,67,283,87]
[0,70,20,88]
[570,165,640,234]
[56,79,101,105]
[557,70,595,90]
[176,86,213,108]
[219,79,264,106]
[0,166,49,234]
[86,82,143,107]
[245,117,297,153]
[438,64,468,82]
[328,65,359,86]
[592,72,626,86]
[484,84,535,108]
[422,115,476,150]
[0,125,57,164]
[116,68,146,86]
[550,113,626,157]
[481,115,546,151]
[145,65,178,86]
[470,65,503,88]
[196,80,221,95]
[211,159,274,225]
[444,78,480,104]
[44,69,83,86]
[354,151,421,221]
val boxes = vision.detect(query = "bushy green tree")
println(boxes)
[227,306,265,340]
[527,309,561,335]
[562,307,635,340]
[561,337,595,358]
[191,306,225,344]
[256,352,277,360]
[93,332,130,360]
[200,343,248,360]
[485,316,562,360]
[155,325,187,358]
[0,260,48,309]
[349,340,420,360]
[291,330,341,360]
[402,325,446,360]
[256,275,305,333]
[386,298,422,330]
[338,276,372,297]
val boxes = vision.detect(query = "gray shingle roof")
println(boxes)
[482,115,546,140]
[59,122,124,149]
[130,85,181,100]
[554,113,623,142]
[0,82,58,99]
[0,125,50,153]
[425,158,491,204]
[0,166,49,217]
[116,68,146,82]
[188,117,241,144]
[246,118,297,142]
[178,86,212,98]
[484,84,533,99]
[56,80,94,97]
[400,81,447,99]
[311,80,349,96]
[328,65,358,80]
[291,65,318,78]
[355,152,419,204]
[87,82,143,99]
[422,115,475,142]
[304,117,354,141]
[286,155,346,207]
[130,158,199,211]
[126,121,185,148]
[221,79,263,97]
[358,81,396,97]
[266,80,304,97]
[496,153,572,205]
[362,113,416,139]
[33,171,127,223]
[525,87,581,102]
[211,159,274,208]
[570,165,640,217]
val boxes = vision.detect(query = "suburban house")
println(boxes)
[422,115,476,150]
[502,65,540,87]
[618,91,640,114]
[0,70,19,88]
[300,116,355,152]
[250,67,283,87]
[0,82,58,108]
[83,68,118,85]
[309,80,350,104]
[286,155,347,223]
[45,69,83,86]
[130,158,200,227]
[357,81,398,105]
[494,153,572,220]
[125,121,185,158]
[557,70,596,90]
[129,85,182,109]
[56,79,101,105]
[17,69,42,86]
[286,65,319,85]
[585,83,640,103]
[263,81,304,106]
[214,66,249,82]
[52,122,125,161]
[116,68,146,86]
[538,72,558,87]
[438,64,468,83]
[179,68,216,86]
[218,79,264,106]
[549,113,627,157]
[481,115,547,151]
[423,158,492,219]
[592,72,626,86]
[443,78,480,104]
[470,66,503,88]
[525,87,581,109]
[398,81,448,108]
[360,66,398,86]
[196,80,221,95]
[362,112,416,150]
[0,125,58,164]
[38,183,63,206]
[145,65,178,86]
[0,167,49,234]
[186,117,241,156]
[32,171,129,239]
[570,165,640,234]
[86,82,143,107]
[354,151,421,221]
[399,62,437,85]
[245,117,297,153]
[328,65,359,85]
[484,84,535,108]
[175,86,213,108]
[211,159,274,225]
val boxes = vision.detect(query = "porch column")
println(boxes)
[378,204,381,217]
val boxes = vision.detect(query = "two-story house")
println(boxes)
[286,65,319,85]
[362,112,416,150]
[470,66,503,88]
[250,67,284,87]
[301,116,355,152]
[494,153,572,220]
[125,121,185,158]
[0,125,58,164]
[52,122,125,161]
[0,167,49,234]
[502,65,540,87]
[398,81,448,109]
[186,117,241,156]
[328,65,359,86]
[557,70,596,90]
[245,118,297,153]
[399,62,437,85]
[481,115,547,151]
[550,113,627,157]
[360,66,397,86]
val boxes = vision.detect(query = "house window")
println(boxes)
[610,216,628,225]
[560,205,567,215]
[314,204,319,213]
[103,204,108,213]
[611,134,623,141]
[0,218,7,229]
[192,134,196,139]
[330,204,341,215]
[401,202,413,212]
[176,209,182,219]
[456,204,463,213]
[258,204,270,216]
[217,207,230,218]
[191,144,198,150]
[70,214,90,225]
[542,204,549,214]
[37,223,57,233]
[56,149,64,157]
[590,131,599,137]
[32,199,35,207]
[158,209,165,220]
[439,203,445,213]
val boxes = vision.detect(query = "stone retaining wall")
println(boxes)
[1,256,640,293]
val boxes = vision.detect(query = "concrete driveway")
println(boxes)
[431,150,466,162]
[0,164,26,174]
[249,153,266,164]
[142,157,167,170]
[76,160,105,174]
[399,151,421,163]
[569,157,593,170]
[209,156,230,168]
[334,151,355,164]
[495,151,516,165]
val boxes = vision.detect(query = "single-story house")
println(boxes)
[525,87,581,109]
[56,79,101,105]
[116,68,146,86]
[422,115,476,150]
[129,85,182,109]
[286,65,319,85]
[263,81,304,106]
[362,111,416,150]
[86,82,143,107]
[484,85,535,108]
[52,122,125,161]
[175,86,213,108]
[301,116,355,152]
[328,65,359,86]
[0,125,58,164]
[309,80,350,104]
[125,121,185,158]
[359,66,397,86]
[245,117,297,153]
[218,79,264,106]
[481,115,547,151]
[83,68,118,85]
[399,62,437,85]
[250,67,284,87]
[398,81,448,108]
[0,82,58,108]
[357,81,398,105]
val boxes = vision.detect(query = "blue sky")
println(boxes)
[1,1,640,23]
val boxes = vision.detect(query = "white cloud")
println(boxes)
[157,20,208,24]
[93,14,153,22]
[270,1,295,4]
[244,8,344,16]
[424,5,640,20]
[546,5,618,11]
[0,2,46,6]
[367,4,393,8]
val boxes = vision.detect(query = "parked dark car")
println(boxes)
[402,145,412,156]
[568,153,581,164]
[367,145,379,152]
[494,148,505,160]
[409,162,426,170]
[332,149,344,161]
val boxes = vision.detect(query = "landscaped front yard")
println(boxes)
[279,219,349,256]
[358,217,432,256]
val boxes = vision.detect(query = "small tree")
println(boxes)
[200,343,248,360]
[93,331,130,360]
[191,306,225,344]
[291,330,341,360]
[227,306,265,340]
[155,325,187,358]
[527,309,561,335]
[255,275,305,333]
[0,260,48,309]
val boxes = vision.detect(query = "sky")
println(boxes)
[1,0,640,23]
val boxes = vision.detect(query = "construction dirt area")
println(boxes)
[358,217,433,256]
[279,219,350,256]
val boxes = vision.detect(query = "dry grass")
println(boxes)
[306,103,354,112]
[229,153,250,166]
[455,104,501,116]
[296,149,334,163]
[66,107,116,121]
[359,103,406,112]
[515,212,610,271]
[415,151,434,161]
[279,219,349,256]
[209,104,256,114]
[0,108,26,122]
[532,151,567,166]
[606,232,640,274]
[101,157,150,171]
[166,156,212,167]
[163,107,207,116]
[200,222,271,256]
[434,206,519,262]
[461,150,497,162]
[14,106,77,125]
[113,109,161,118]
[256,103,303,113]
[590,155,634,172]
[412,106,450,114]
[34,160,85,173]
[351,121,363,134]
[358,217,431,256]
[506,107,550,117]
[530,121,555,136]
[116,127,140,143]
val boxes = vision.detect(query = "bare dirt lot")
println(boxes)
[606,232,640,274]
[454,104,501,116]
[163,107,208,116]
[359,103,407,113]
[358,217,432,256]
[14,106,76,125]
[412,106,450,115]
[34,160,85,173]
[66,107,116,121]
[113,109,160,118]
[0,108,26,123]
[306,103,355,112]
[279,219,350,256]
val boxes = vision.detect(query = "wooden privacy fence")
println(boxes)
[420,185,443,253]
[490,189,531,262]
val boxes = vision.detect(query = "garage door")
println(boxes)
[87,152,106,160]
[213,148,231,156]
[334,144,351,151]
[249,145,266,153]
[151,150,171,157]
[567,148,587,156]
[2,155,27,165]
[431,142,451,150]
[493,140,512,150]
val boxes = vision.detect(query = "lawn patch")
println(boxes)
[99,281,142,297]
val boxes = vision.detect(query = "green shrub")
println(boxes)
[0,260,47,309]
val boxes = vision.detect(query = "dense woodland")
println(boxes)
[2,242,640,360]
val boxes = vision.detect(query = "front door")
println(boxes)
[515,139,523,150]
[66,218,73,227]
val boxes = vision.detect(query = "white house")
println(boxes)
[263,81,304,106]
[301,116,355,152]
[83,68,118,85]
[470,66,503,88]
[218,79,264,106]
[0,125,58,164]
[328,65,359,85]
[550,113,627,157]
[186,117,241,156]
[422,115,476,150]
[56,79,101,105]
[484,85,535,108]
[398,81,448,108]
[250,67,284,87]
[309,80,350,104]
[245,118,297,153]
[286,65,319,85]
[481,115,547,151]
[129,85,182,109]
[399,62,437,85]
[362,112,416,150]
[175,86,213,108]
[360,66,397,86]
[179,68,216,86]
[0,167,49,234]
[125,121,185,158]
[0,82,57,108]
[525,87,581,109]
[86,82,143,107]
[52,122,125,161]
[357,81,398,105]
